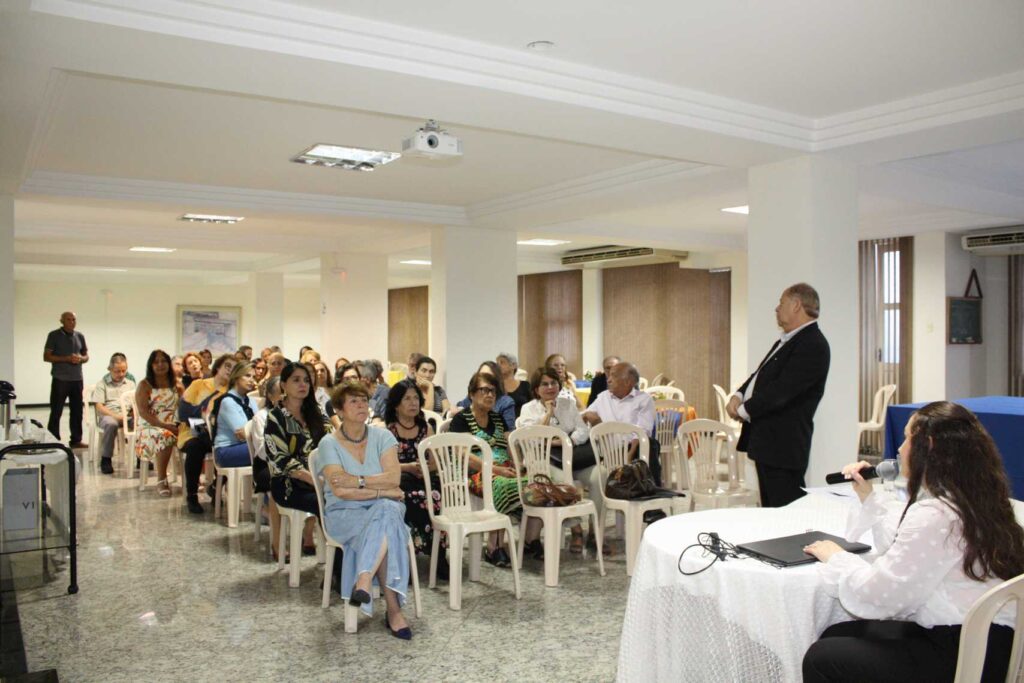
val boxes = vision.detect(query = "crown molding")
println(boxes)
[19,171,468,225]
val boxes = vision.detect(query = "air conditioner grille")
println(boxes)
[965,232,1024,249]
[562,247,654,265]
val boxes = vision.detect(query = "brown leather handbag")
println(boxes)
[523,474,581,507]
[605,460,683,500]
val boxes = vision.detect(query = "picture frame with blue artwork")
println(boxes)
[177,305,242,356]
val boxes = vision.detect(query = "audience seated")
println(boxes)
[300,349,321,365]
[315,382,412,639]
[178,353,235,514]
[545,353,583,409]
[251,375,282,552]
[456,361,516,431]
[170,355,185,395]
[134,349,180,497]
[518,367,601,554]
[333,356,350,383]
[383,381,448,579]
[586,355,620,408]
[312,360,333,410]
[258,352,286,396]
[298,345,313,361]
[91,352,136,474]
[211,362,259,469]
[266,361,331,557]
[199,349,214,377]
[182,351,204,390]
[496,352,531,417]
[582,361,661,485]
[411,355,450,414]
[252,357,267,384]
[450,371,526,567]
[236,345,252,361]
[406,351,424,381]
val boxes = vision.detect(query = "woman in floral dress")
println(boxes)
[134,349,180,496]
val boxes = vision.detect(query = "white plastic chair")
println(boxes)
[712,384,732,425]
[437,418,452,434]
[211,427,253,528]
[650,373,666,387]
[84,384,99,472]
[308,450,422,632]
[508,426,605,587]
[422,409,443,434]
[644,385,685,402]
[654,400,690,493]
[243,420,268,543]
[417,433,523,610]
[637,377,649,390]
[857,384,897,450]
[954,574,1024,682]
[275,498,325,588]
[678,419,755,510]
[590,422,676,576]
[514,368,528,381]
[120,392,138,481]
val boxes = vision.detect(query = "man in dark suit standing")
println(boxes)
[727,283,830,508]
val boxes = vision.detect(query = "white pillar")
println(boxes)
[747,155,859,487]
[0,196,13,381]
[320,252,388,364]
[581,268,603,375]
[430,226,517,397]
[247,272,284,353]
[912,232,947,401]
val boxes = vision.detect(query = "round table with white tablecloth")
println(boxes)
[616,494,865,683]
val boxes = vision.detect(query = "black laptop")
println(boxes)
[737,531,871,567]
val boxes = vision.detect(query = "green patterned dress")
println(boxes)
[450,409,525,515]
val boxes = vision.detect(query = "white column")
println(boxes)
[430,226,517,397]
[0,196,13,381]
[747,155,859,487]
[580,268,603,375]
[912,232,947,401]
[320,252,388,364]
[247,272,284,353]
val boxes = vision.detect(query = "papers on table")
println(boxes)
[802,483,858,500]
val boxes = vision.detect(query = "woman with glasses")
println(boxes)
[411,355,450,414]
[450,371,526,567]
[455,361,516,431]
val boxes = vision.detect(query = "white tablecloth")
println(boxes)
[617,494,863,683]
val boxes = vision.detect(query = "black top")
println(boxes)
[507,380,532,417]
[586,373,608,407]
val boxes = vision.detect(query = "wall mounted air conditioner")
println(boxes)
[560,245,689,267]
[961,227,1024,256]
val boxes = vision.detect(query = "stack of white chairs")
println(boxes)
[508,426,605,587]
[417,433,522,610]
[857,384,897,453]
[653,399,691,493]
[119,392,138,480]
[677,419,756,510]
[644,385,684,401]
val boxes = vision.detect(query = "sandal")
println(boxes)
[156,479,171,497]
[570,529,585,554]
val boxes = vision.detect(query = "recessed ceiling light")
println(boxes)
[130,246,177,253]
[179,213,245,224]
[721,205,749,215]
[399,259,431,266]
[526,40,555,52]
[292,144,400,171]
[517,239,571,246]
[96,268,127,272]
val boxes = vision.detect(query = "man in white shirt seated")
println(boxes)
[582,361,661,485]
[91,352,136,474]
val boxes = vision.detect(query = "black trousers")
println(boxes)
[182,434,211,497]
[270,476,320,517]
[48,378,84,443]
[754,460,805,508]
[550,440,597,473]
[648,437,662,487]
[803,619,1013,683]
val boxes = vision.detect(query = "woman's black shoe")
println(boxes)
[523,539,544,560]
[485,547,511,568]
[436,555,450,582]
[384,614,412,640]
[186,495,204,514]
[348,588,371,606]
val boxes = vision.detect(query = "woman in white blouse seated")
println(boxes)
[802,401,1024,682]
[518,368,601,555]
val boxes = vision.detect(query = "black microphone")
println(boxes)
[825,460,899,485]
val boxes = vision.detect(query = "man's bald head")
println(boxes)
[60,311,77,332]
[607,361,640,398]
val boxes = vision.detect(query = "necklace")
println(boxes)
[340,422,368,444]
[396,418,417,430]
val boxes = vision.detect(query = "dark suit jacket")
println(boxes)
[736,322,830,473]
[586,373,608,407]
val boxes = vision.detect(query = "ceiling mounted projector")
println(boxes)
[402,119,463,159]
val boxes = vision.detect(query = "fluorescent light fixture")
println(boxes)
[292,143,400,171]
[517,239,571,246]
[179,213,244,224]
[721,205,749,215]
[130,246,177,253]
[96,268,127,272]
[399,259,431,266]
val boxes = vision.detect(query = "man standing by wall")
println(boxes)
[44,311,89,448]
[91,352,135,474]
[727,283,830,507]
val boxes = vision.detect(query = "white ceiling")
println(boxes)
[3,0,1024,285]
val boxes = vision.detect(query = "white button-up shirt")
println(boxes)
[586,387,655,436]
[519,397,590,445]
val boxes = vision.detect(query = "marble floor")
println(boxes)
[10,428,632,682]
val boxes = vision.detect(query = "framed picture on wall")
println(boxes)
[177,305,242,355]
[947,297,982,345]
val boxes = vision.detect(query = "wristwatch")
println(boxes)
[357,476,366,489]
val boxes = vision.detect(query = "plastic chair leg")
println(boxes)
[344,603,358,633]
[321,545,335,608]
[226,469,239,528]
[277,515,288,572]
[591,509,606,577]
[213,466,223,519]
[448,528,464,611]
[517,514,529,570]
[468,534,482,582]
[542,515,561,587]
[625,508,644,576]
[407,536,422,618]
[139,459,150,491]
[253,494,264,542]
[288,514,303,588]
[505,521,522,599]
[428,530,440,589]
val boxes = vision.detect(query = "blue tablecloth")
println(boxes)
[884,397,1024,499]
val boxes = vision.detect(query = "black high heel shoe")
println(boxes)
[348,588,371,607]
[385,614,412,640]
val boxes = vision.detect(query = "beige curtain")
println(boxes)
[388,286,428,363]
[1010,255,1024,396]
[858,237,914,453]
[517,270,583,377]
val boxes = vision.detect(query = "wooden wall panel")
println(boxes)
[602,264,730,418]
[388,286,428,364]
[517,270,583,376]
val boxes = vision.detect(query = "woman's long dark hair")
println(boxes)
[280,362,326,444]
[383,380,426,428]
[904,401,1024,581]
[145,349,176,389]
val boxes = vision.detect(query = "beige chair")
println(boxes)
[954,573,1024,682]
[644,386,684,402]
[857,384,897,450]
[678,419,755,510]
[514,368,529,381]
[120,392,139,481]
[422,409,443,434]
[637,377,649,390]
[590,422,676,576]
[507,426,605,587]
[84,384,100,472]
[417,433,523,610]
[712,384,733,426]
[308,449,422,633]
[654,399,690,493]
[207,412,252,527]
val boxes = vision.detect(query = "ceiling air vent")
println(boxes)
[560,245,689,267]
[961,227,1024,256]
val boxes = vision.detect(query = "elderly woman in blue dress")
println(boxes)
[315,381,413,640]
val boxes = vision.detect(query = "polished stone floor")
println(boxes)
[12,436,631,682]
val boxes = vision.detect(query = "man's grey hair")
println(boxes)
[263,375,281,403]
[611,361,640,388]
[496,351,518,368]
[784,282,820,319]
[602,355,621,365]
[355,361,377,381]
[108,352,127,369]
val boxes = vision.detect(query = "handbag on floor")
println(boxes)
[605,460,683,500]
[523,473,581,507]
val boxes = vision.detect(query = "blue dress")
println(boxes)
[315,428,410,615]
